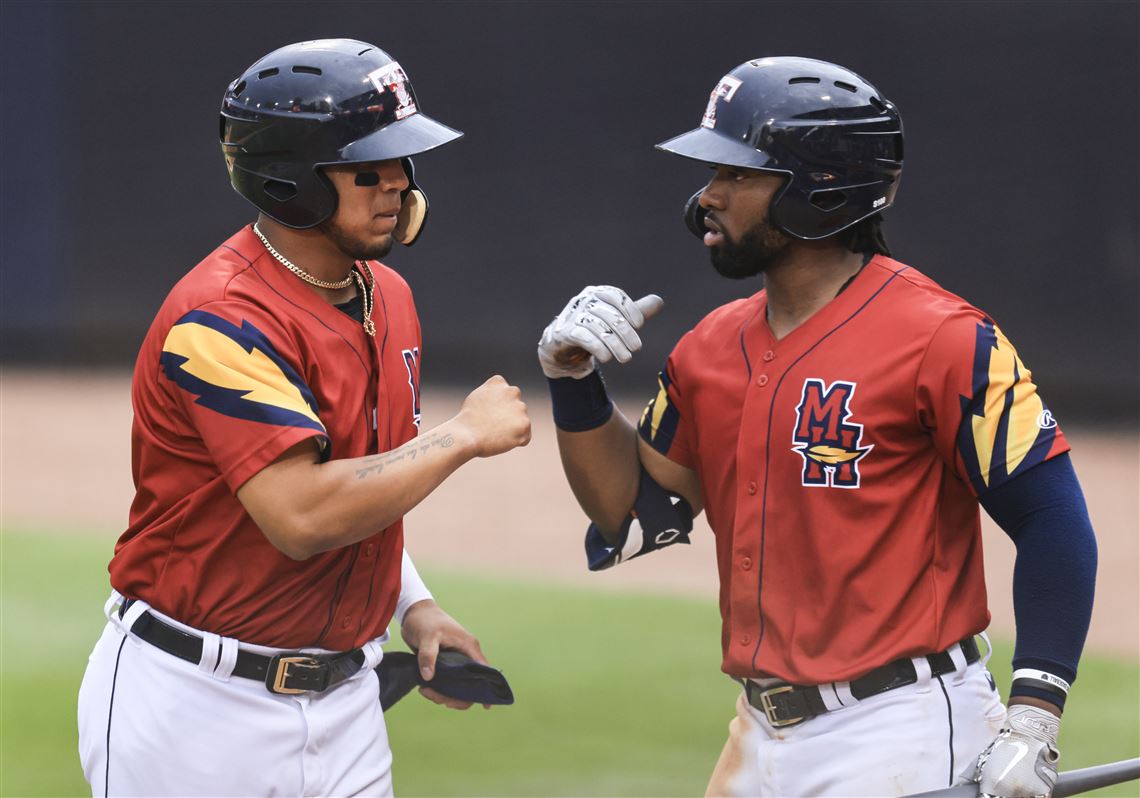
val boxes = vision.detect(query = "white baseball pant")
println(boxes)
[706,643,1005,797]
[77,593,392,797]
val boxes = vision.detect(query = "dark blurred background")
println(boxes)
[2,0,1137,422]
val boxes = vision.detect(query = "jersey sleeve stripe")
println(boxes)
[638,369,681,456]
[161,310,328,442]
[957,319,1058,494]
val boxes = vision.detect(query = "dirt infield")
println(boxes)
[2,369,1136,659]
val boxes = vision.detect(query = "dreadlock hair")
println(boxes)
[837,213,892,257]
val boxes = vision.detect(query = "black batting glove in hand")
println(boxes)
[537,285,664,379]
[974,704,1061,798]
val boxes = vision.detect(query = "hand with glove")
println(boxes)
[537,285,664,379]
[975,704,1061,798]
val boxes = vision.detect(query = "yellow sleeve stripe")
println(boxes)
[160,310,326,436]
[968,323,1046,488]
[648,378,669,441]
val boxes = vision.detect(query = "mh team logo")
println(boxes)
[791,378,873,489]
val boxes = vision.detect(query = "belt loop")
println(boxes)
[103,590,124,621]
[912,655,933,693]
[361,639,384,670]
[978,631,993,666]
[819,680,847,711]
[120,600,149,636]
[198,631,221,676]
[947,642,969,685]
[214,636,239,681]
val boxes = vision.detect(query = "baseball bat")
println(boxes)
[906,757,1140,798]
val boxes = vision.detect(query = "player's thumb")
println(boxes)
[416,640,440,682]
[634,294,665,323]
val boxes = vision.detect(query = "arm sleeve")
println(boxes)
[158,301,331,491]
[979,452,1097,708]
[395,549,434,624]
[916,311,1070,496]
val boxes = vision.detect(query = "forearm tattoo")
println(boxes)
[354,432,455,480]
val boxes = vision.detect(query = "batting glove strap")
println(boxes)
[975,705,1061,798]
[586,467,694,571]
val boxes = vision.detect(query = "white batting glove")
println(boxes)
[974,704,1061,798]
[537,286,664,379]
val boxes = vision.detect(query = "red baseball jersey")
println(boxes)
[110,225,423,650]
[638,255,1069,684]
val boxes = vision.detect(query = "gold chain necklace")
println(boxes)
[252,223,376,337]
[352,262,377,337]
[253,223,354,289]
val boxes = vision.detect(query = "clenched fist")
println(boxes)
[454,375,531,457]
[537,285,664,379]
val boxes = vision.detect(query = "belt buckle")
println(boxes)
[266,654,323,695]
[757,685,804,727]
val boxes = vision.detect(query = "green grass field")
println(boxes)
[2,529,1137,797]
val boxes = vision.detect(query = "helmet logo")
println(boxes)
[700,75,743,130]
[367,62,417,120]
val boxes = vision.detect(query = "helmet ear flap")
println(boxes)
[683,188,708,240]
[395,157,429,246]
[395,189,428,245]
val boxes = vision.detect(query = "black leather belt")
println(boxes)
[744,638,981,728]
[123,602,366,696]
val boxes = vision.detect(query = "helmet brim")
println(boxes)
[655,127,777,171]
[338,112,464,163]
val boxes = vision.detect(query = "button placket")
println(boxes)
[730,334,782,670]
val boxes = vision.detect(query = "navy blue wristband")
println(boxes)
[547,370,614,432]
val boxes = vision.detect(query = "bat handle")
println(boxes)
[1054,757,1140,798]
[904,757,1140,798]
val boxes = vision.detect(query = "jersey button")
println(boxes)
[341,616,352,629]
[763,350,776,362]
[746,480,757,495]
[741,556,752,570]
[365,543,375,557]
[757,374,769,387]
[740,634,752,646]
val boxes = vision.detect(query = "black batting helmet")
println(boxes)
[657,56,903,241]
[220,39,462,242]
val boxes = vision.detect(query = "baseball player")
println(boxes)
[538,57,1097,797]
[77,39,530,797]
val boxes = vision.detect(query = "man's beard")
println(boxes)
[709,217,792,279]
[319,218,394,261]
